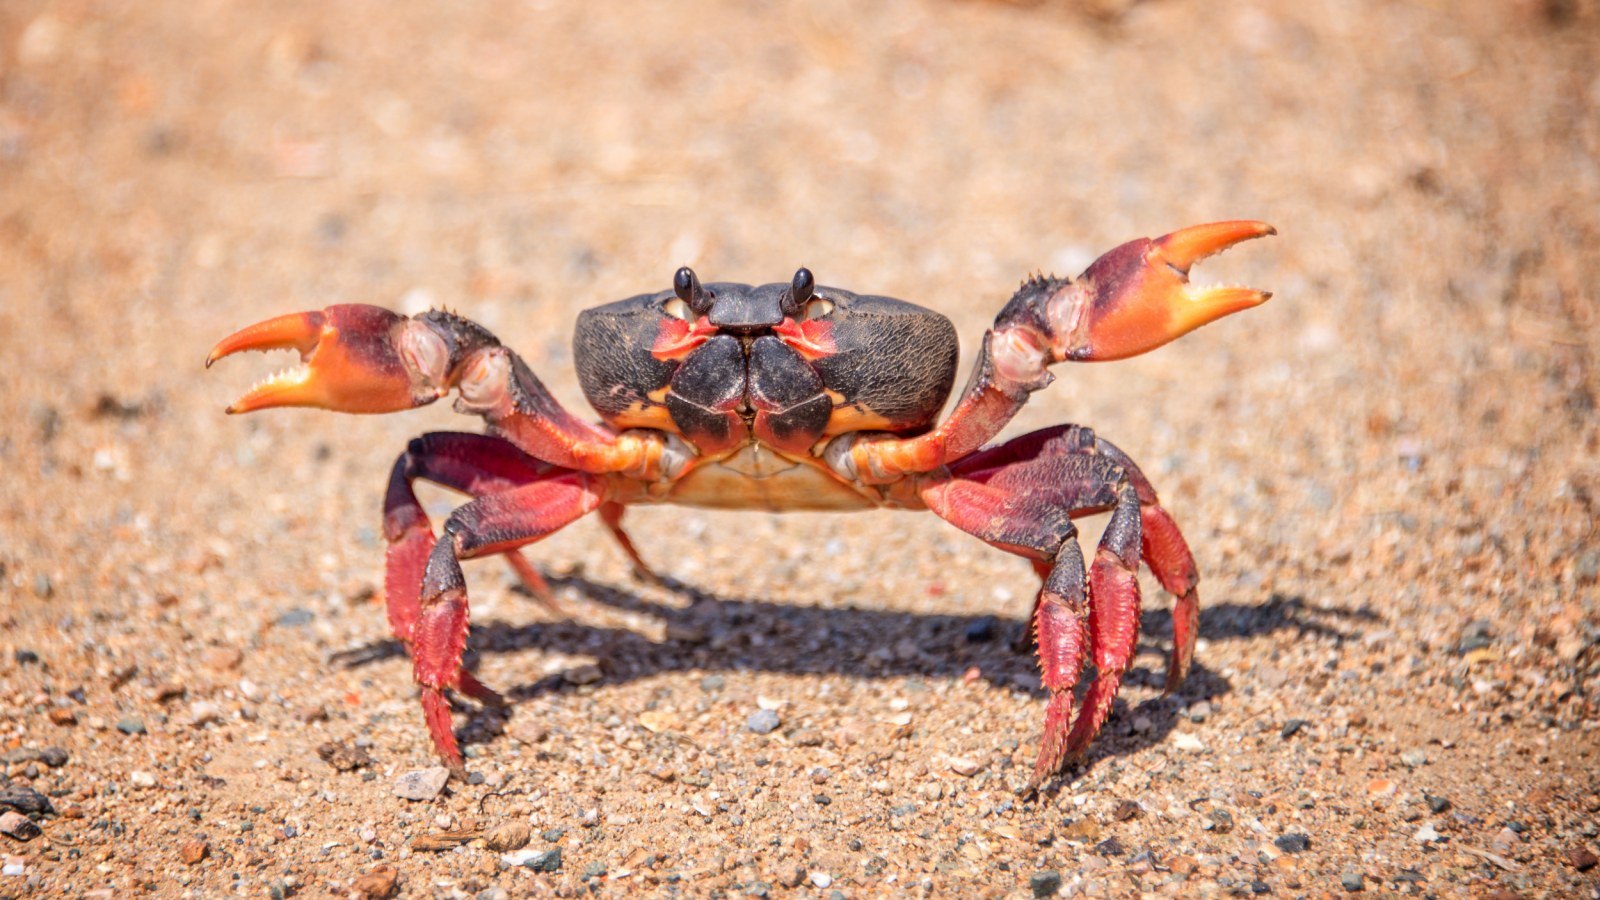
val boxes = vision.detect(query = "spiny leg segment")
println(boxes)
[919,425,1199,783]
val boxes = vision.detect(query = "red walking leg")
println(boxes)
[399,464,606,770]
[922,424,1190,783]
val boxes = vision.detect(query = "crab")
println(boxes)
[208,220,1274,784]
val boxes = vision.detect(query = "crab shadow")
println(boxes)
[331,573,1376,772]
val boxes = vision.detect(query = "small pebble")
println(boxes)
[1030,869,1063,897]
[318,741,373,772]
[47,708,76,726]
[524,848,562,872]
[699,674,725,692]
[1340,870,1364,892]
[1425,793,1451,814]
[485,822,530,852]
[391,767,450,801]
[1112,799,1141,822]
[1207,809,1235,833]
[0,785,54,816]
[0,811,41,842]
[1171,732,1205,752]
[130,771,156,788]
[583,861,607,878]
[809,871,832,888]
[1412,823,1442,844]
[1274,833,1310,853]
[746,709,781,735]
[563,664,602,686]
[13,649,39,666]
[1280,718,1306,739]
[116,717,146,735]
[180,839,208,864]
[202,646,244,672]
[1567,845,1598,871]
[351,864,399,898]
[947,756,982,777]
[190,701,223,727]
[1399,748,1428,767]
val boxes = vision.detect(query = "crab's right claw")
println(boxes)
[1062,220,1276,361]
[207,304,451,414]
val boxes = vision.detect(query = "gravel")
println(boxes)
[2,2,1597,897]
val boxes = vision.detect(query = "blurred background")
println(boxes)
[1,0,1597,896]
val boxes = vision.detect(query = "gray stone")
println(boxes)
[746,709,781,735]
[391,767,450,801]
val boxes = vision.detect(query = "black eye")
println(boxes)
[674,266,699,301]
[790,267,814,303]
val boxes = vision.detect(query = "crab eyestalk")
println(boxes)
[1014,219,1276,363]
[206,304,454,414]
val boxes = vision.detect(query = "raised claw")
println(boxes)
[206,304,452,414]
[1048,220,1275,362]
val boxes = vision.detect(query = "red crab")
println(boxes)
[209,221,1274,784]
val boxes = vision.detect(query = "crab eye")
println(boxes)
[802,298,834,321]
[663,297,693,321]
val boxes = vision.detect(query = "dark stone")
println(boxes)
[1280,719,1307,739]
[1425,794,1451,814]
[1094,837,1125,857]
[13,650,39,666]
[525,848,561,873]
[1274,833,1311,853]
[1030,870,1062,897]
[0,784,55,816]
[965,616,998,643]
[1340,870,1364,892]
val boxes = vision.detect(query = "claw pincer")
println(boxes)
[206,304,451,414]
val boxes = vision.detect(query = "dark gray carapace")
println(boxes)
[573,272,960,450]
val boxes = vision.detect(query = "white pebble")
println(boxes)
[809,872,833,888]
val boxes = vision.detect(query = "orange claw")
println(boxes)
[1065,220,1276,361]
[206,304,448,414]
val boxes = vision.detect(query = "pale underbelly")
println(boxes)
[657,442,881,511]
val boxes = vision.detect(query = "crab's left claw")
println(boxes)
[206,304,452,414]
[1022,220,1276,363]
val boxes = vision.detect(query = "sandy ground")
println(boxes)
[2,0,1599,897]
